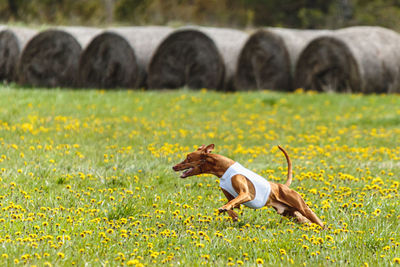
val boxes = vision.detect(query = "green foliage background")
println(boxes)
[1,0,400,29]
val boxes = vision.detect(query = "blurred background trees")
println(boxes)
[1,0,400,30]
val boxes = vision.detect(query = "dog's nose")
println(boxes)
[172,165,178,171]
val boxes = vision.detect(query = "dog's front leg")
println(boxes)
[219,175,255,214]
[220,188,239,221]
[218,194,251,213]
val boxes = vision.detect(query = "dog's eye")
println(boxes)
[187,156,191,160]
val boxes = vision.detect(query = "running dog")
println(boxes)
[172,144,324,227]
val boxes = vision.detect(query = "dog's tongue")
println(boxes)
[181,168,193,178]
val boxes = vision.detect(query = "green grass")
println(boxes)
[0,84,399,266]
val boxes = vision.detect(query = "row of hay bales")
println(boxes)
[1,25,400,93]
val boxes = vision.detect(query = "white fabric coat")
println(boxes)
[220,162,271,209]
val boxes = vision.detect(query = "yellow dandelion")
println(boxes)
[127,259,140,266]
[256,258,264,264]
[196,243,205,248]
[57,252,65,259]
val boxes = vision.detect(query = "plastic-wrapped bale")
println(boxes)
[79,26,173,89]
[18,27,101,88]
[234,28,330,91]
[0,27,37,82]
[147,27,248,91]
[295,26,400,93]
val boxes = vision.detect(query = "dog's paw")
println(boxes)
[218,207,227,214]
[218,205,232,213]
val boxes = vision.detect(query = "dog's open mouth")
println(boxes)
[180,167,194,178]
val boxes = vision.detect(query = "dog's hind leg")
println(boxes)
[275,185,324,227]
[292,211,311,224]
[287,194,324,227]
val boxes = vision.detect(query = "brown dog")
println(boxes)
[172,144,324,228]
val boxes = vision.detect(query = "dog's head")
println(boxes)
[172,144,214,178]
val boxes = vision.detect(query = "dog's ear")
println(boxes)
[197,144,206,151]
[204,144,214,153]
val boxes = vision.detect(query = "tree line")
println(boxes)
[1,0,400,30]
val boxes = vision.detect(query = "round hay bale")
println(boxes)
[147,27,248,90]
[0,30,21,82]
[147,28,224,90]
[18,27,101,88]
[205,27,249,91]
[235,28,331,91]
[79,26,173,89]
[295,26,400,93]
[0,27,36,82]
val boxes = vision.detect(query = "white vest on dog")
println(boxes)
[220,162,271,209]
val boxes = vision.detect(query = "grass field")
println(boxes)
[0,85,399,266]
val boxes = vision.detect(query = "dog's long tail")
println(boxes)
[277,145,292,187]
